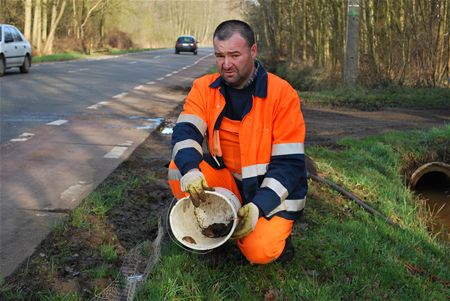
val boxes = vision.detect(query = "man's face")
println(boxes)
[213,33,257,89]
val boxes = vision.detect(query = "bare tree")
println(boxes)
[32,0,42,54]
[42,0,67,54]
[24,0,32,40]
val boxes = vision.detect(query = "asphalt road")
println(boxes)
[0,47,213,143]
[0,47,216,278]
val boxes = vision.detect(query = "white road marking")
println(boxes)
[128,61,137,64]
[60,181,93,202]
[134,85,145,90]
[136,125,154,130]
[172,70,179,74]
[119,140,133,146]
[154,56,160,59]
[46,119,68,126]
[10,132,35,142]
[165,73,172,77]
[113,93,127,99]
[157,77,164,81]
[10,138,29,142]
[104,146,129,159]
[87,101,109,109]
[94,55,119,60]
[147,81,156,84]
[68,68,89,73]
[182,66,188,70]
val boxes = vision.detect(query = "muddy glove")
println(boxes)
[231,202,260,240]
[180,169,213,207]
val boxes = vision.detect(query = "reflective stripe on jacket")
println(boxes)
[170,69,308,220]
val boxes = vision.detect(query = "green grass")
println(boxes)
[106,47,157,55]
[99,244,118,262]
[67,174,131,229]
[32,47,158,64]
[137,125,450,300]
[300,86,450,110]
[32,52,87,63]
[86,264,116,280]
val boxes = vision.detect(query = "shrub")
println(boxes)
[108,28,134,49]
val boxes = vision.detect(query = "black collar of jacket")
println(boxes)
[209,60,268,98]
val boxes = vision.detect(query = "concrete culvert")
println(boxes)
[410,162,450,190]
[410,162,450,239]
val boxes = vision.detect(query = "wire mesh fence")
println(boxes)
[91,220,164,301]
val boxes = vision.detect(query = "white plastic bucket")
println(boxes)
[169,187,241,251]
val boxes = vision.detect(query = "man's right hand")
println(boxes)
[180,169,213,207]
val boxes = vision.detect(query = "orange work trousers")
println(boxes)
[168,160,294,264]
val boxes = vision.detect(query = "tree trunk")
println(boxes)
[43,0,67,54]
[41,0,48,44]
[32,0,42,54]
[24,0,32,40]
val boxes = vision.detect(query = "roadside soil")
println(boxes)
[1,89,448,299]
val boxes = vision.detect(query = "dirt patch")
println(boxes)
[303,104,449,147]
[1,99,448,299]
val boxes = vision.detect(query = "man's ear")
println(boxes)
[250,43,257,60]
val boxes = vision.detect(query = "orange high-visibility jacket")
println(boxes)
[170,67,307,220]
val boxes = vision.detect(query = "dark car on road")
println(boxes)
[175,35,197,55]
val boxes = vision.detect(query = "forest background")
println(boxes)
[1,0,449,88]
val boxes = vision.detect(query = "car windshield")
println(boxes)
[178,37,194,43]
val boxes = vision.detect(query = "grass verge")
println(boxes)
[137,125,450,300]
[1,123,448,300]
[32,48,158,64]
[300,87,450,110]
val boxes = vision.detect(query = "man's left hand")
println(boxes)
[231,202,259,240]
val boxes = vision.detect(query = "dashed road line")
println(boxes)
[119,140,133,146]
[68,68,89,73]
[60,181,93,202]
[113,93,128,99]
[157,77,164,81]
[147,81,156,84]
[104,141,133,159]
[10,132,35,142]
[46,119,68,126]
[134,85,145,90]
[104,146,128,159]
[87,101,109,109]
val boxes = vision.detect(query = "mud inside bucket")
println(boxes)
[169,187,241,251]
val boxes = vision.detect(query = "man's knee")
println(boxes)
[237,216,294,264]
[238,235,285,264]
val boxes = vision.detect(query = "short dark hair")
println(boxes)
[213,20,255,47]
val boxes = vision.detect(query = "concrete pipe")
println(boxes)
[410,162,450,189]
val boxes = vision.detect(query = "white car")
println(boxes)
[0,24,32,76]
